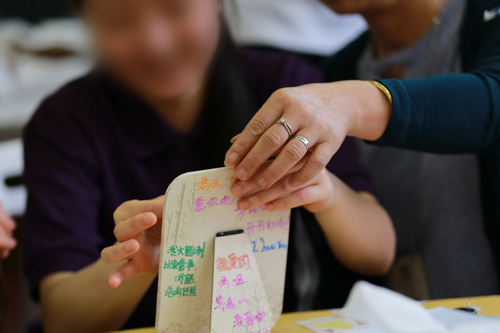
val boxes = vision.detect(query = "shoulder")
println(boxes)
[23,71,110,162]
[320,32,369,82]
[25,71,110,139]
[237,48,323,103]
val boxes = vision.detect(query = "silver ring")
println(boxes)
[294,136,310,150]
[276,118,293,137]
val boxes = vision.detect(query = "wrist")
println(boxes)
[344,80,392,141]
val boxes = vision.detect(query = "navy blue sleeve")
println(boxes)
[375,1,500,155]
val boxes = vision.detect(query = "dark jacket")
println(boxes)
[322,0,500,270]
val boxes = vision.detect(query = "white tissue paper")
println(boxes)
[341,281,500,333]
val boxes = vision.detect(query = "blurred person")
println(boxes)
[0,202,16,259]
[23,0,394,332]
[223,0,366,61]
[225,0,500,297]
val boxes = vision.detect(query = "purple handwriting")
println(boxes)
[218,274,247,288]
[216,253,250,272]
[234,205,266,221]
[246,216,290,235]
[214,295,249,312]
[195,195,234,213]
[233,311,266,328]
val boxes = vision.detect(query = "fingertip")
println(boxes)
[265,203,275,211]
[142,213,157,225]
[226,152,239,166]
[238,199,250,211]
[232,184,243,197]
[125,239,140,253]
[108,275,122,289]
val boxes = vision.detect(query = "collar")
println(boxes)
[97,71,207,159]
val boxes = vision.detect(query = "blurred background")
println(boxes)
[0,2,92,332]
[0,1,366,332]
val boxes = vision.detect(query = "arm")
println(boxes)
[41,261,156,333]
[23,102,161,333]
[41,197,164,333]
[225,4,500,191]
[236,168,395,276]
[0,203,16,258]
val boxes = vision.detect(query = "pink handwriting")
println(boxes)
[234,205,266,221]
[195,195,234,212]
[217,274,247,288]
[214,296,249,312]
[246,216,290,235]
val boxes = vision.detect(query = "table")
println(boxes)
[113,295,500,333]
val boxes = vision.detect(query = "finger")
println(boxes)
[265,186,322,212]
[224,90,286,167]
[230,134,241,144]
[238,172,317,210]
[101,239,140,264]
[113,197,164,224]
[0,207,16,232]
[108,261,140,288]
[254,131,319,189]
[114,212,157,242]
[232,154,309,197]
[0,235,16,251]
[289,142,338,188]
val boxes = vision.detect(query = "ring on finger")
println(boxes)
[294,136,310,150]
[276,118,293,137]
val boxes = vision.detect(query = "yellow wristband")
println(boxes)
[366,80,393,105]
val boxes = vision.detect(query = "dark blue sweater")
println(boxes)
[323,0,500,271]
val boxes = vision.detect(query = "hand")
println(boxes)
[237,169,336,214]
[0,202,16,259]
[225,81,391,195]
[101,196,164,288]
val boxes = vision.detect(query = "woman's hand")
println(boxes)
[237,168,337,214]
[101,196,164,288]
[225,81,391,195]
[0,202,16,259]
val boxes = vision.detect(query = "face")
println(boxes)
[82,0,221,101]
[321,0,400,15]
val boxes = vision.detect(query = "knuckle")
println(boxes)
[261,130,284,150]
[284,142,304,162]
[310,156,328,172]
[274,88,293,106]
[246,118,268,137]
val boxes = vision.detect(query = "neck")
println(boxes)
[149,82,206,134]
[363,0,443,57]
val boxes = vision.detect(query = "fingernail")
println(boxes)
[237,167,249,180]
[257,178,267,189]
[266,203,275,211]
[224,160,231,167]
[239,200,250,210]
[227,152,238,165]
[232,184,243,196]
[290,179,300,188]
[230,134,241,144]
